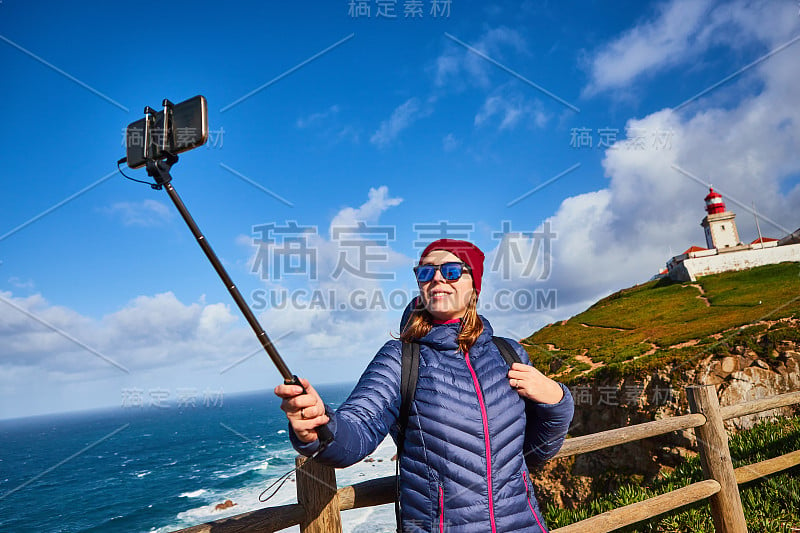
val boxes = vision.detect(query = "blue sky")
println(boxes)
[1,0,799,418]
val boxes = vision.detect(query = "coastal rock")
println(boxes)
[720,356,738,374]
[753,359,770,370]
[719,362,799,430]
[530,455,591,509]
[215,499,236,511]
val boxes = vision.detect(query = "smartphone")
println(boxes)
[126,95,208,169]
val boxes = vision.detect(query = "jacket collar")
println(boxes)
[418,315,494,354]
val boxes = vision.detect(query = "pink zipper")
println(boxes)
[522,472,546,531]
[438,485,444,533]
[465,350,496,533]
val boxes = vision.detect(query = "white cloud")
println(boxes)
[434,26,527,89]
[0,290,248,372]
[8,277,34,289]
[336,125,360,144]
[330,186,403,229]
[474,92,548,131]
[197,302,238,339]
[104,199,174,227]
[581,0,800,97]
[294,105,359,144]
[296,105,340,128]
[370,98,430,147]
[584,0,713,95]
[442,133,460,152]
[0,290,259,417]
[0,294,90,369]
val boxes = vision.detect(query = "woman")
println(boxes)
[275,238,573,532]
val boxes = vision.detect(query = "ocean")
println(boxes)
[0,384,399,532]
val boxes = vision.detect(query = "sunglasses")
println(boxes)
[413,262,471,282]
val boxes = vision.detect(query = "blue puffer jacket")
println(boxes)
[292,316,574,532]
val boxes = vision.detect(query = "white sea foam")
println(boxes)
[179,489,207,498]
[215,458,270,479]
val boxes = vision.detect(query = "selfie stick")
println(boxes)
[135,101,333,446]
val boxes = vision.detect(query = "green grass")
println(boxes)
[522,262,800,384]
[544,416,800,532]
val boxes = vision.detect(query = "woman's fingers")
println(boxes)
[279,393,318,415]
[273,378,329,443]
[508,366,535,392]
[291,411,330,443]
[273,382,305,398]
[507,363,564,404]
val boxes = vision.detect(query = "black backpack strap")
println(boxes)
[492,336,522,367]
[396,340,419,531]
[398,341,420,455]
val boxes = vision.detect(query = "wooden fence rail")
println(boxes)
[551,480,722,533]
[173,387,800,533]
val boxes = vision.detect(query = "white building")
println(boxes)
[666,188,800,282]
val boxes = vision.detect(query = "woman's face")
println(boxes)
[417,250,474,322]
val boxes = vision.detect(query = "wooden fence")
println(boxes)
[174,386,800,533]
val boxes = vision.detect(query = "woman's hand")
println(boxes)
[508,363,564,404]
[274,378,330,443]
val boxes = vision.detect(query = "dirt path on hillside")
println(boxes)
[579,323,630,331]
[574,351,605,371]
[638,343,659,358]
[669,339,700,349]
[688,284,711,307]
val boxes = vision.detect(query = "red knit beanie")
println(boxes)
[419,239,485,296]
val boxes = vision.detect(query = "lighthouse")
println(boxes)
[700,188,740,249]
[665,187,800,281]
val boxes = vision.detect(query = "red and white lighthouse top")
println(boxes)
[704,187,726,214]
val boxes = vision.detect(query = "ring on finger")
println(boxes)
[300,407,306,419]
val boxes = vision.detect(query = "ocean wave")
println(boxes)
[215,459,269,479]
[179,489,207,498]
[214,447,296,481]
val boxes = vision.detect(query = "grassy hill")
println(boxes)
[523,262,800,384]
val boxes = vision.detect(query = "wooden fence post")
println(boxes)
[687,385,748,533]
[296,455,342,533]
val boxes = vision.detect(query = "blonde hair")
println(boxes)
[399,292,483,353]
